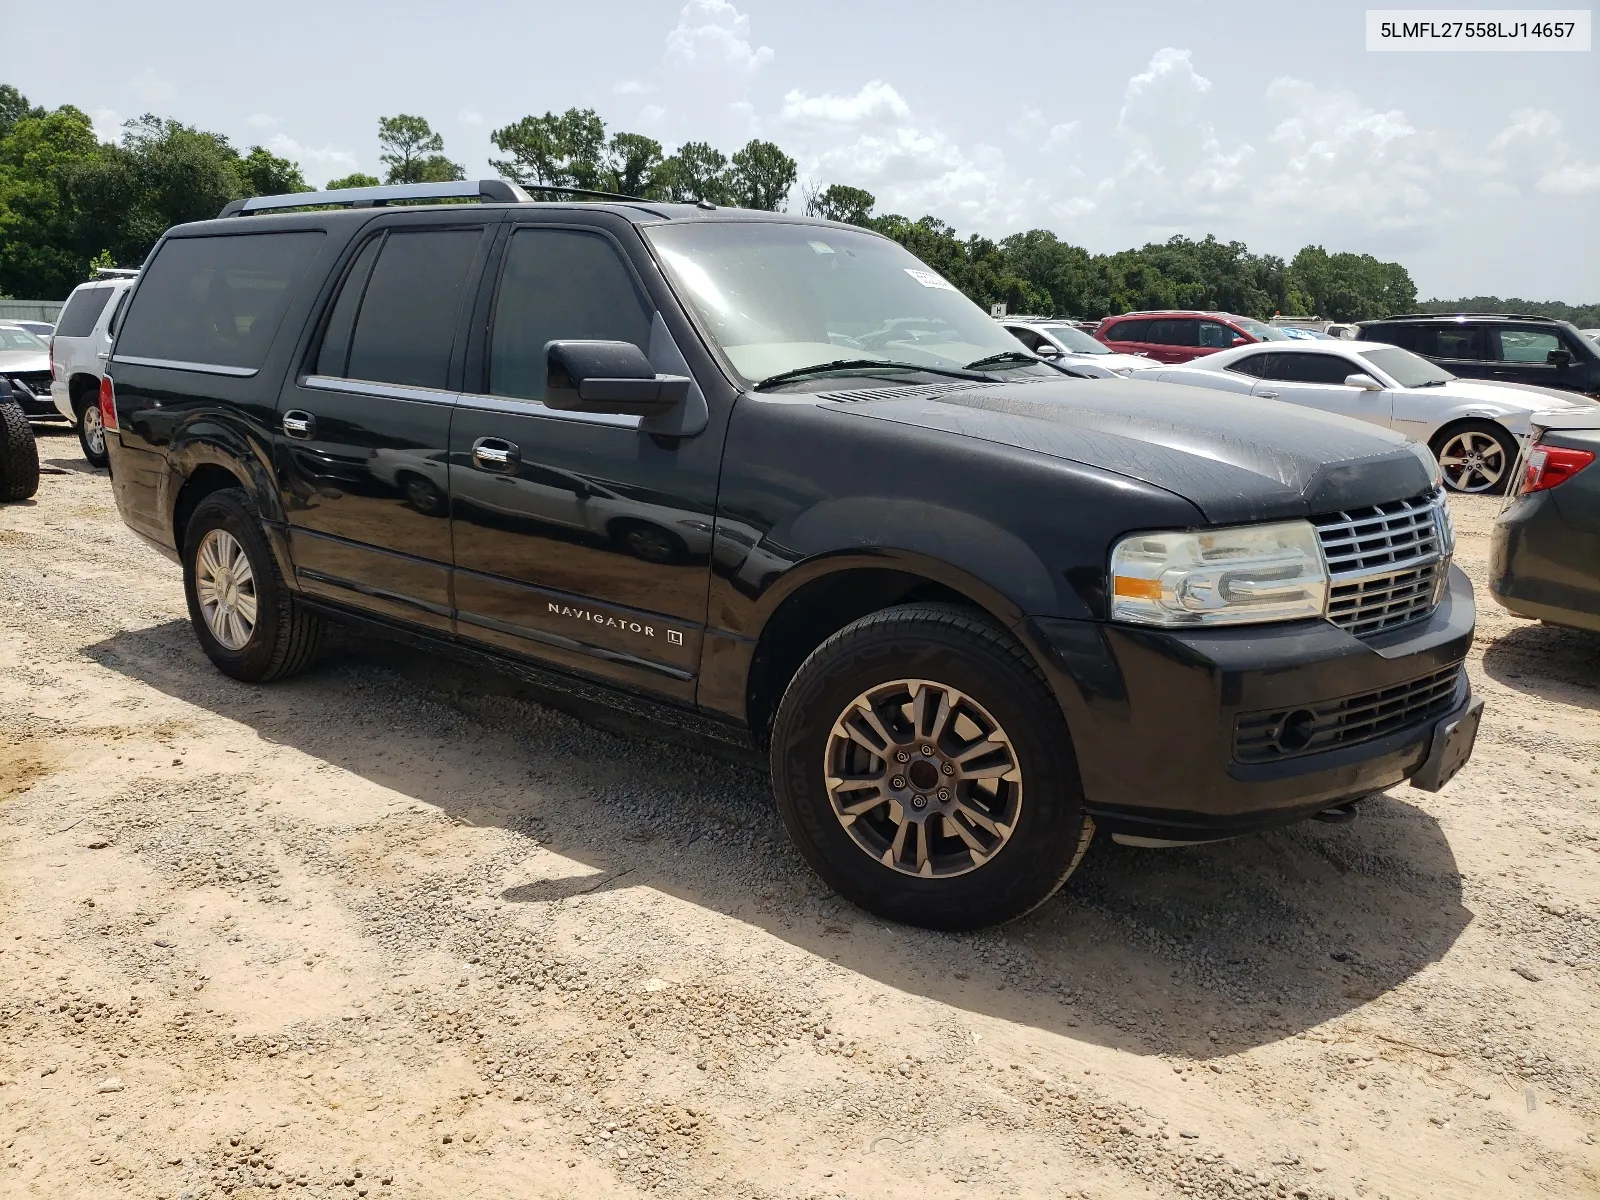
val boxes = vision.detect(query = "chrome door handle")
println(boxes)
[282,410,316,439]
[1257,390,1279,399]
[471,437,519,473]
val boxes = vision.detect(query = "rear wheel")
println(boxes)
[0,401,40,502]
[182,488,324,682]
[1432,421,1518,495]
[77,399,108,469]
[770,603,1093,930]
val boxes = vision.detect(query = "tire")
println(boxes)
[1431,421,1519,495]
[612,520,688,564]
[77,398,109,469]
[399,473,446,517]
[769,603,1094,931]
[182,488,324,683]
[0,401,40,502]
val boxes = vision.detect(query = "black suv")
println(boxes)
[1357,313,1600,398]
[101,180,1482,929]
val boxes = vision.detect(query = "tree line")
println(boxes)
[2,84,1586,326]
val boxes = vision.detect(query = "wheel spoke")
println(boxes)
[913,822,931,877]
[881,818,911,869]
[944,811,989,856]
[842,701,897,755]
[912,683,954,746]
[955,801,1004,837]
[834,787,887,819]
[234,589,258,626]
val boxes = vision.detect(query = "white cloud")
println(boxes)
[265,133,359,179]
[90,107,125,143]
[246,113,278,131]
[457,108,485,127]
[1484,108,1600,196]
[1539,162,1600,195]
[665,0,772,74]
[613,80,655,96]
[781,81,910,126]
[129,68,175,104]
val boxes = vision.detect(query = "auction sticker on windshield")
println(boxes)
[1366,9,1591,50]
[904,268,959,290]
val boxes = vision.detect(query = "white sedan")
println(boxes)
[1142,339,1597,493]
[1000,320,1153,376]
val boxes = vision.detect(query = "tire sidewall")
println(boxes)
[771,615,1085,929]
[182,492,286,679]
[1433,422,1518,495]
[78,402,108,467]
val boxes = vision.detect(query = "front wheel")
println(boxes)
[0,401,40,502]
[770,603,1093,931]
[1432,422,1519,495]
[183,488,324,682]
[77,400,109,469]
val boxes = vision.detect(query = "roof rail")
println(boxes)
[218,179,533,218]
[1367,312,1554,322]
[217,178,661,219]
[91,267,140,279]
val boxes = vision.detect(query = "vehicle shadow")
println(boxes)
[87,620,1472,1061]
[1481,620,1600,712]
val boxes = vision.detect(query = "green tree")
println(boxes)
[1415,295,1600,326]
[490,108,605,192]
[602,132,664,197]
[0,103,103,297]
[325,172,381,190]
[727,139,796,211]
[1287,246,1417,321]
[378,114,462,185]
[239,146,308,196]
[655,141,730,203]
[806,183,876,225]
[0,84,45,141]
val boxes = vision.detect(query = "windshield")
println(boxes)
[1360,346,1455,388]
[1040,324,1110,354]
[1232,316,1291,342]
[646,222,1029,384]
[0,327,46,352]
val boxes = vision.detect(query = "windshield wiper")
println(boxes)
[752,358,984,390]
[963,350,1044,370]
[1415,379,1449,387]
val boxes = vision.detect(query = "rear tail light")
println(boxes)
[49,337,57,380]
[98,376,118,433]
[1518,443,1594,494]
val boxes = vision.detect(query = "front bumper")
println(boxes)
[1027,564,1477,841]
[1490,491,1600,634]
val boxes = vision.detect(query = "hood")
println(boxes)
[1096,352,1156,373]
[0,351,49,373]
[825,377,1437,525]
[1433,378,1596,412]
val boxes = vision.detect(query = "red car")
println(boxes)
[1094,310,1292,364]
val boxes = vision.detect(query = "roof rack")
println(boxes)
[1370,312,1554,322]
[218,178,659,219]
[91,267,140,279]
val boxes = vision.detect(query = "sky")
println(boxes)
[11,0,1599,301]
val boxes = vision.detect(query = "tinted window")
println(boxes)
[1359,347,1453,388]
[1005,325,1048,352]
[344,229,482,389]
[1146,318,1198,347]
[1040,324,1109,354]
[1197,321,1237,349]
[1261,352,1360,385]
[55,286,113,338]
[118,232,324,370]
[1362,323,1418,351]
[1227,353,1271,377]
[106,289,129,337]
[489,228,652,401]
[1494,327,1562,363]
[315,236,383,377]
[1429,325,1489,360]
[1104,319,1149,343]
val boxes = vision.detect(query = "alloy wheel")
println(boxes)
[81,405,105,457]
[824,679,1023,878]
[1437,430,1507,493]
[194,529,259,650]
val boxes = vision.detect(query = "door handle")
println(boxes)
[282,410,316,439]
[1257,390,1279,399]
[472,437,519,473]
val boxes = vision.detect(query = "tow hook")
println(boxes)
[1313,800,1361,824]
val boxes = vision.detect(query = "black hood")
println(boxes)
[824,378,1438,524]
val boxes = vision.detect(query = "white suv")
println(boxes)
[49,270,138,467]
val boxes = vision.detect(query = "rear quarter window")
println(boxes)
[55,286,114,338]
[1104,319,1148,342]
[117,231,325,372]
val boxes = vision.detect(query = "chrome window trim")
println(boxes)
[111,355,258,378]
[455,391,645,429]
[300,375,459,405]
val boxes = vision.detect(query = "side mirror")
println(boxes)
[545,340,690,417]
[1344,372,1384,392]
[1547,348,1572,368]
[1034,343,1063,359]
[1231,335,1249,347]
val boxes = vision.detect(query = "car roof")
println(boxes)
[1101,310,1252,321]
[1357,313,1562,325]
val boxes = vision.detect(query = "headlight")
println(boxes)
[1110,520,1329,626]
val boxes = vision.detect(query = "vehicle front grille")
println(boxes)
[5,371,53,399]
[1234,662,1463,763]
[1312,489,1449,636]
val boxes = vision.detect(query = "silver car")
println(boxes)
[0,325,54,418]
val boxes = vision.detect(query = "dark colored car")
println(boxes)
[1356,314,1600,400]
[1094,310,1292,365]
[101,179,1483,930]
[1490,409,1600,632]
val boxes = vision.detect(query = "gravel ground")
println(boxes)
[2,424,1597,1200]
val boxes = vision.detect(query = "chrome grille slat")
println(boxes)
[1313,489,1448,636]
[1234,663,1463,763]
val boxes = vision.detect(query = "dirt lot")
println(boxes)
[2,424,1598,1200]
